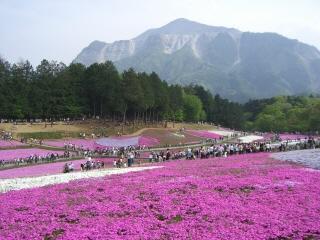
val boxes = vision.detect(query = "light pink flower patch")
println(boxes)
[262,133,314,141]
[279,133,310,140]
[96,136,159,148]
[138,136,160,146]
[44,136,160,150]
[0,158,115,179]
[0,140,25,148]
[186,130,222,139]
[44,139,97,150]
[0,148,64,162]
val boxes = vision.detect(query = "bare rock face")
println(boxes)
[74,18,320,102]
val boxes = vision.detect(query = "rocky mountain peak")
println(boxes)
[73,19,320,102]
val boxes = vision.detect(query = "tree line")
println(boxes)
[0,58,319,132]
[244,96,320,132]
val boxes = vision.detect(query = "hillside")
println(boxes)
[74,18,320,102]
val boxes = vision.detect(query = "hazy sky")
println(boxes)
[1,0,319,66]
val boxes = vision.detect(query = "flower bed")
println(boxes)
[272,149,320,169]
[0,166,161,193]
[0,158,116,179]
[44,139,97,150]
[0,148,64,162]
[209,130,235,137]
[139,136,159,146]
[238,135,264,143]
[186,130,222,139]
[1,153,320,239]
[44,136,159,150]
[0,140,25,149]
[96,136,159,148]
[279,133,310,141]
[261,133,313,141]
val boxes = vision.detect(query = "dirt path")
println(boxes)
[127,127,168,136]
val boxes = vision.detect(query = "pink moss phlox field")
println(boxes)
[139,136,160,146]
[0,140,25,148]
[262,133,313,141]
[0,148,64,162]
[44,136,159,150]
[279,133,310,140]
[96,136,159,148]
[0,158,115,179]
[44,139,97,150]
[1,153,320,239]
[187,130,222,139]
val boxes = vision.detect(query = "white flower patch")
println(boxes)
[209,130,235,137]
[238,135,264,143]
[272,149,320,169]
[0,166,163,193]
[172,133,185,138]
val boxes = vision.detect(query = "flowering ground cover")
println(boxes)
[44,139,97,150]
[1,153,320,239]
[238,135,264,143]
[261,133,313,141]
[208,130,235,137]
[0,158,116,179]
[279,133,310,140]
[96,136,159,148]
[273,149,320,169]
[0,159,83,179]
[0,148,64,162]
[44,136,159,150]
[139,129,203,146]
[138,136,160,146]
[0,140,25,148]
[186,130,222,139]
[0,166,161,193]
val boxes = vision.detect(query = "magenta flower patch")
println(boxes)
[0,153,320,239]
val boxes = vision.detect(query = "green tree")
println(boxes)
[183,94,203,122]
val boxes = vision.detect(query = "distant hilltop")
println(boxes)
[74,18,320,102]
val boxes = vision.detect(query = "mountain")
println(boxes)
[74,18,320,102]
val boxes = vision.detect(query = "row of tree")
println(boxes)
[0,58,319,132]
[0,59,242,126]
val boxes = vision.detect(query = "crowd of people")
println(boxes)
[113,151,138,168]
[0,151,71,167]
[55,135,320,174]
[1,126,319,172]
[80,158,105,171]
[63,158,105,173]
[145,137,320,163]
[63,162,75,173]
[0,131,13,141]
[76,145,143,159]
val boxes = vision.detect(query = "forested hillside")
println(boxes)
[244,96,320,132]
[0,58,319,132]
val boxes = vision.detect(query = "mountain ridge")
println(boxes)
[74,18,320,102]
